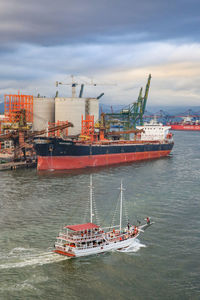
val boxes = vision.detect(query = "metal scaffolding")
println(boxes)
[4,92,33,123]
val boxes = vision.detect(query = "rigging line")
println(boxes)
[93,208,100,225]
[83,196,90,223]
[122,194,129,223]
[102,190,119,227]
[110,190,121,228]
[92,190,101,226]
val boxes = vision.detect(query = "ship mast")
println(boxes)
[90,175,93,223]
[119,180,124,232]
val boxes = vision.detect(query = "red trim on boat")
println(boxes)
[53,249,76,257]
[37,150,172,170]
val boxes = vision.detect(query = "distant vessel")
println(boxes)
[53,176,153,258]
[34,117,174,171]
[168,116,200,131]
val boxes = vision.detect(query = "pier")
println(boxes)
[0,160,37,171]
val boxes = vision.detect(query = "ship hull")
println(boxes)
[35,138,174,170]
[37,150,172,170]
[54,234,140,258]
[170,125,200,131]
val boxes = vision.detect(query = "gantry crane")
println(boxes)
[105,74,151,129]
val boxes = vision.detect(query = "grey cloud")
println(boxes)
[0,0,200,49]
[0,0,200,107]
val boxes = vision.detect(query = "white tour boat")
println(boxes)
[53,177,153,258]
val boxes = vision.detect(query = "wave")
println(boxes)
[116,239,146,253]
[0,248,69,270]
[0,240,146,270]
[0,282,37,292]
[0,275,49,292]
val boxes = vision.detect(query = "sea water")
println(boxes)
[0,131,199,299]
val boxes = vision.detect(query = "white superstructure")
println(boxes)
[137,119,172,141]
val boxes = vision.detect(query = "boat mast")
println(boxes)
[90,175,93,223]
[120,180,123,232]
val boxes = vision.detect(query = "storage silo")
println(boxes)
[33,97,55,131]
[55,97,86,135]
[85,98,99,124]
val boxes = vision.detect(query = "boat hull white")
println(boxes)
[54,234,139,258]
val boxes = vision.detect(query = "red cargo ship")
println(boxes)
[168,116,200,131]
[34,116,174,171]
[170,124,200,131]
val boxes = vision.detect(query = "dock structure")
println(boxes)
[0,160,36,171]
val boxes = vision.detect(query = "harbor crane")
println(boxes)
[105,74,151,129]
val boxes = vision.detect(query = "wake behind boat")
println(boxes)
[53,176,153,258]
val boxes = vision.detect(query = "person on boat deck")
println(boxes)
[146,217,150,225]
[127,222,130,230]
[134,226,138,235]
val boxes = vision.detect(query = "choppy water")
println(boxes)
[0,131,199,300]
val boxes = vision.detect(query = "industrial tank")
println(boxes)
[33,97,55,131]
[55,97,86,135]
[85,98,99,124]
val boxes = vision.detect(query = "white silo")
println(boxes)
[55,97,86,135]
[85,98,99,124]
[33,97,55,131]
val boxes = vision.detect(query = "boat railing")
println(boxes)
[57,232,106,242]
[56,229,136,246]
[55,231,137,251]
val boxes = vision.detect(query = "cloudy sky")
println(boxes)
[0,0,200,107]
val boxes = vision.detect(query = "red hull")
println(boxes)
[170,125,200,131]
[37,150,171,170]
